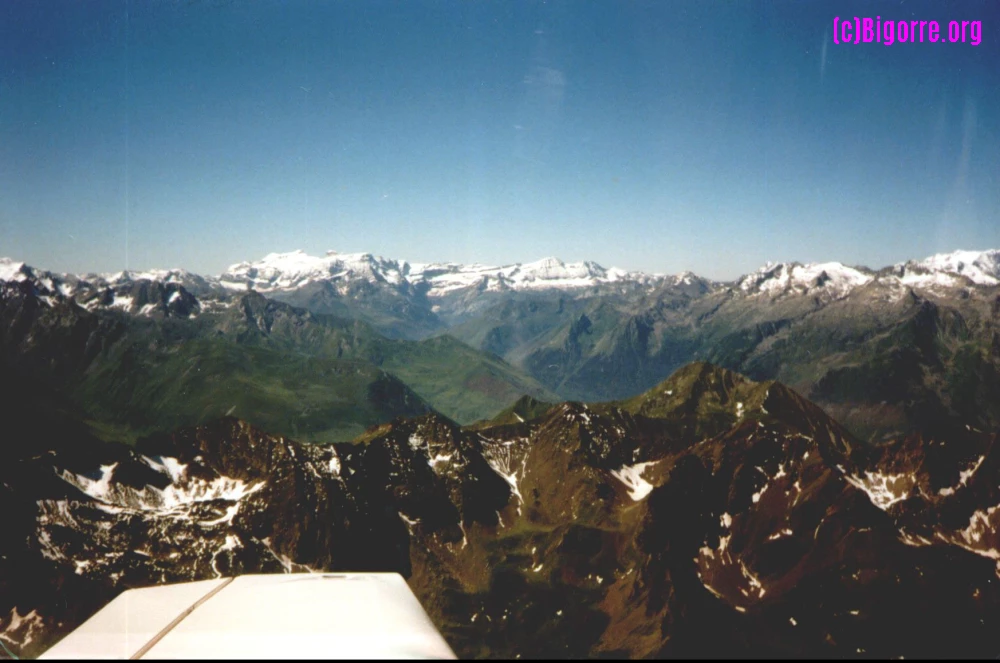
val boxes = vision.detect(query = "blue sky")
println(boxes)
[2,0,998,280]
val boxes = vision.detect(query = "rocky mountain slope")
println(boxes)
[4,364,1000,659]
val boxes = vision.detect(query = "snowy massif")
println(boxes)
[3,249,1000,311]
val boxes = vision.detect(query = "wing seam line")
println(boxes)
[129,576,236,659]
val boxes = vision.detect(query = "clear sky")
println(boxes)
[2,0,999,280]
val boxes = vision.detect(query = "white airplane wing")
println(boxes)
[38,573,457,660]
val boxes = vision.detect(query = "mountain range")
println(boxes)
[4,247,1000,442]
[4,363,1000,658]
[0,264,555,445]
[4,247,1000,657]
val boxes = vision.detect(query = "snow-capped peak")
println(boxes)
[506,257,613,287]
[224,249,333,285]
[6,247,1000,315]
[219,250,658,296]
[98,268,197,285]
[738,261,874,298]
[674,270,706,287]
[0,257,28,282]
[896,249,1000,287]
[220,250,411,291]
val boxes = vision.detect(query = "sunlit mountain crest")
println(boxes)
[219,247,1000,293]
[735,261,874,297]
[893,249,1000,287]
[215,247,1000,301]
[3,249,1000,313]
[219,249,672,295]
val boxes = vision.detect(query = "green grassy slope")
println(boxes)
[74,335,432,444]
[0,289,556,445]
[211,293,559,426]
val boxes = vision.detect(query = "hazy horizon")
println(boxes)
[3,0,999,281]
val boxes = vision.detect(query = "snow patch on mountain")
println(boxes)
[480,435,531,508]
[610,460,660,501]
[108,295,133,311]
[956,505,1000,550]
[59,459,265,519]
[938,455,987,497]
[843,470,915,511]
[898,270,963,289]
[0,607,44,649]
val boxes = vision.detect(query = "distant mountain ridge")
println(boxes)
[5,247,1000,309]
[5,248,1000,442]
[221,250,668,296]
